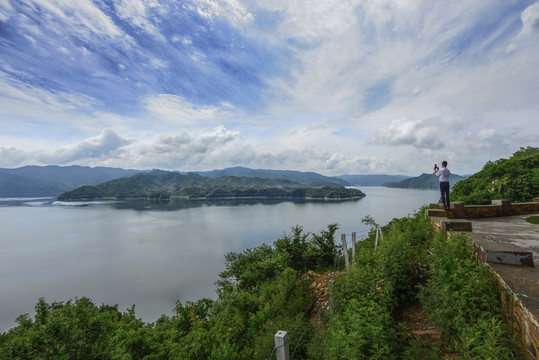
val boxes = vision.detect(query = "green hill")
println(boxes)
[451,146,539,204]
[382,173,465,189]
[57,170,365,201]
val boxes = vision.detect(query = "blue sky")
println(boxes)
[1,0,538,175]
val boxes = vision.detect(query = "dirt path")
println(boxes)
[307,270,446,356]
[307,270,339,327]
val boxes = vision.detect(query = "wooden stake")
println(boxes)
[341,234,349,269]
[351,232,356,265]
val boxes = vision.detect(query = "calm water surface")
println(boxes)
[0,187,439,331]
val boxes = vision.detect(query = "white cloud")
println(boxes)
[0,147,28,168]
[29,0,126,40]
[513,2,539,40]
[370,117,446,149]
[151,126,240,155]
[0,0,13,21]
[0,70,95,116]
[192,0,254,26]
[115,0,166,40]
[36,129,133,164]
[143,94,233,126]
[1,0,538,176]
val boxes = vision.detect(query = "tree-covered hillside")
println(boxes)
[57,170,365,201]
[382,173,465,189]
[452,146,539,204]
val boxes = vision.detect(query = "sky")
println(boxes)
[1,0,538,176]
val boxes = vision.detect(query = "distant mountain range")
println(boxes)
[382,173,467,189]
[57,170,365,201]
[336,174,410,186]
[195,166,350,187]
[0,164,454,198]
[0,165,139,196]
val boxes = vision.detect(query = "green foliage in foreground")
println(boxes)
[452,146,539,204]
[310,211,433,359]
[419,232,522,358]
[0,212,524,359]
[0,225,341,360]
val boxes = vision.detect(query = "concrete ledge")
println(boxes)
[487,248,534,267]
[474,240,534,267]
[426,209,446,217]
[441,219,473,232]
[429,203,445,210]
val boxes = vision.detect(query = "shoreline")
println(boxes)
[55,194,367,202]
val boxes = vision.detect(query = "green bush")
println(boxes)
[452,146,539,204]
[419,232,522,358]
[312,210,433,359]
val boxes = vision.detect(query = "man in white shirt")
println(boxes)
[434,161,451,209]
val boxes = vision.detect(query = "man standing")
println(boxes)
[434,161,451,210]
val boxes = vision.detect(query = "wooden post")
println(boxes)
[341,234,350,269]
[351,232,356,265]
[274,330,290,360]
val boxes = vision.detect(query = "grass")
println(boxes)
[525,216,539,224]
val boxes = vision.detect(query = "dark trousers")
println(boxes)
[439,181,450,209]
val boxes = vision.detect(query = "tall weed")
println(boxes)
[419,232,523,358]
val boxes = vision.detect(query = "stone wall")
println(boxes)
[449,199,539,219]
[496,270,539,359]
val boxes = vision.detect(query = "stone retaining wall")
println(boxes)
[495,269,539,359]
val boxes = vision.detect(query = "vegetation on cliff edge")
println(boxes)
[451,146,539,204]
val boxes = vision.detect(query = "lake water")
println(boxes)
[0,187,439,332]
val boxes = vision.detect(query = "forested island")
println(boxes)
[57,170,365,201]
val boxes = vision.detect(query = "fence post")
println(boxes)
[375,227,383,248]
[351,232,356,265]
[274,330,290,360]
[341,234,350,269]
